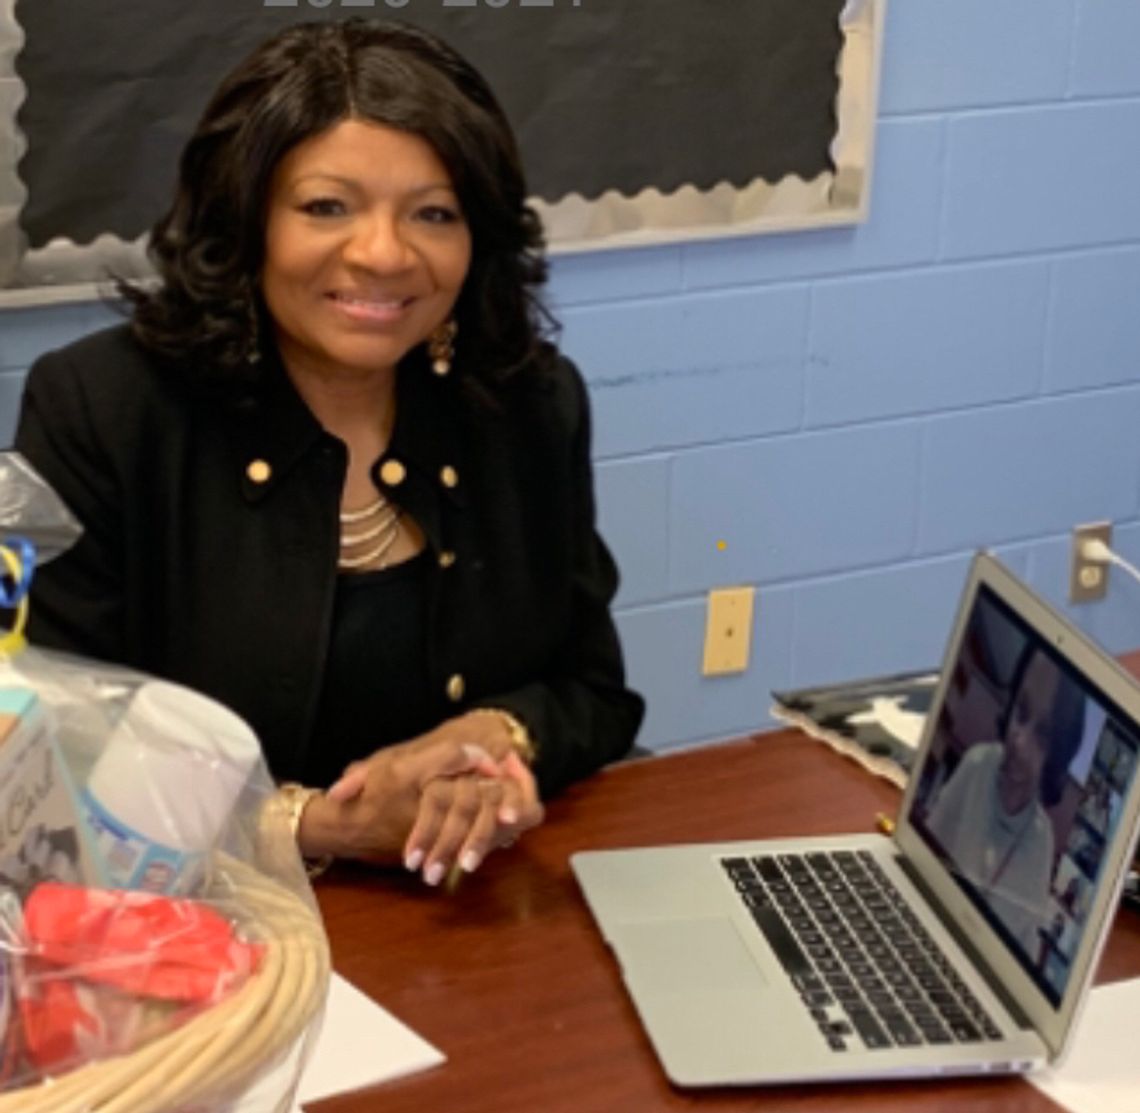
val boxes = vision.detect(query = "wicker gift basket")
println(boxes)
[0,453,331,1112]
[0,856,329,1113]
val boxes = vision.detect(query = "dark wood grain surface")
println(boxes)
[311,716,1140,1113]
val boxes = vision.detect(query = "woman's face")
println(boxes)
[998,652,1061,814]
[261,118,472,383]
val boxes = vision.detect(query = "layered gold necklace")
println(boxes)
[338,495,402,571]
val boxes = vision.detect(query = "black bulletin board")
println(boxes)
[0,0,885,298]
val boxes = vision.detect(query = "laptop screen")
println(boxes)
[907,583,1140,1007]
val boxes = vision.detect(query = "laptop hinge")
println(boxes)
[893,853,1034,1031]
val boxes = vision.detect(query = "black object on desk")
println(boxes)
[771,670,939,786]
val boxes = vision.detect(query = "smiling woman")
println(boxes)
[263,121,472,387]
[13,18,644,889]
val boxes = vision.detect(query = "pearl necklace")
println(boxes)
[338,496,402,570]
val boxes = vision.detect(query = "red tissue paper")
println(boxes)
[11,884,264,1078]
[23,883,263,1002]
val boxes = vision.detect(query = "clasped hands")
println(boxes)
[296,711,544,886]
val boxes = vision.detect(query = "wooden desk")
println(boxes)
[312,728,1140,1113]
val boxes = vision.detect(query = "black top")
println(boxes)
[15,326,644,797]
[305,552,432,789]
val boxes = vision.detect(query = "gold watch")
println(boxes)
[472,708,537,765]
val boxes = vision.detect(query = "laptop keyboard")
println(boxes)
[720,849,1003,1053]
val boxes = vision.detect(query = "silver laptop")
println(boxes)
[572,552,1140,1085]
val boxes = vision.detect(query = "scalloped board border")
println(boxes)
[0,0,883,307]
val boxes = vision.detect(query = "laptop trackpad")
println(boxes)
[609,917,768,997]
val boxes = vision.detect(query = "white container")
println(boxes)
[83,680,260,894]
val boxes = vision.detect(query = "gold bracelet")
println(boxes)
[471,708,537,765]
[277,782,334,880]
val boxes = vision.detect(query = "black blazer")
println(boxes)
[14,325,644,797]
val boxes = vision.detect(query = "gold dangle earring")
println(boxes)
[428,319,457,377]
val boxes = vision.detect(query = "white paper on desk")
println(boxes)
[292,972,445,1110]
[1030,979,1140,1113]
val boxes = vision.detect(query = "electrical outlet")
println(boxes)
[1070,521,1112,604]
[702,587,755,676]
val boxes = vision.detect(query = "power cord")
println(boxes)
[1080,538,1140,589]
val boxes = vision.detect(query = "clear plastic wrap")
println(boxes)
[0,453,82,566]
[0,454,330,1112]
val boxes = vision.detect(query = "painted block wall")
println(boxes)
[2,0,1139,754]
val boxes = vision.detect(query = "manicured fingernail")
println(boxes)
[499,806,518,825]
[405,848,424,872]
[460,850,481,873]
[424,861,446,886]
[462,743,494,765]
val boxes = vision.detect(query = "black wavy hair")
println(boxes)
[120,18,550,387]
[998,646,1086,807]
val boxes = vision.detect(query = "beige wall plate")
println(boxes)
[702,587,756,676]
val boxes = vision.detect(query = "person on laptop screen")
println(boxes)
[925,647,1085,952]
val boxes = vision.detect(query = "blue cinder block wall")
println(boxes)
[2,0,1139,752]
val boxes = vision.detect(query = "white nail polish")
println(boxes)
[424,861,445,886]
[460,850,480,873]
[405,848,424,872]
